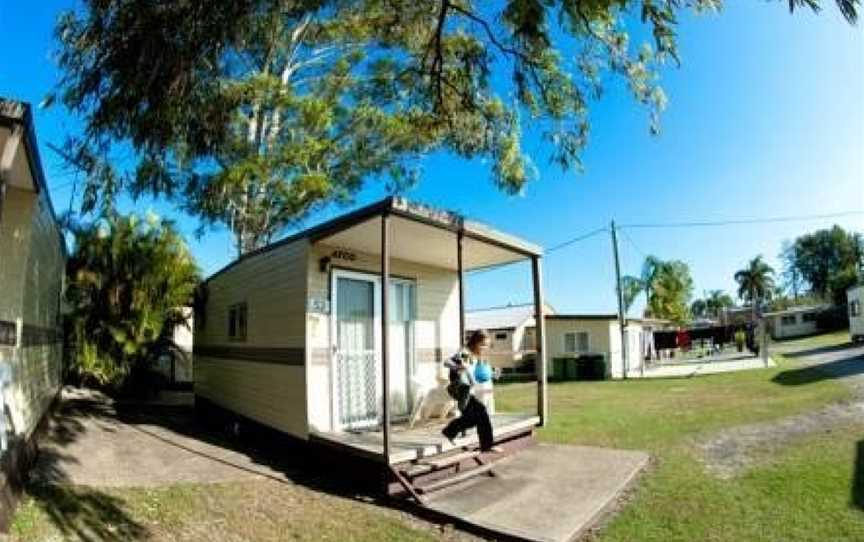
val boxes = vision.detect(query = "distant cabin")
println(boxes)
[466,305,671,379]
[764,305,829,340]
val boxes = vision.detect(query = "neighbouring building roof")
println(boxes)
[545,314,618,321]
[466,302,556,331]
[0,97,66,258]
[763,305,831,317]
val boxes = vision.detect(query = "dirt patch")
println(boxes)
[697,399,864,479]
[697,338,864,479]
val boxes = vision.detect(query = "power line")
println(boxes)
[546,227,608,253]
[619,210,864,230]
[468,225,608,276]
[618,227,647,259]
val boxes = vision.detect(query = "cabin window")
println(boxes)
[494,332,508,341]
[564,332,589,354]
[851,300,861,318]
[801,312,817,323]
[228,302,248,341]
[781,315,797,326]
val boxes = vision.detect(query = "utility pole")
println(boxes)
[611,220,629,379]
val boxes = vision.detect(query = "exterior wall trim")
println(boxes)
[194,345,305,366]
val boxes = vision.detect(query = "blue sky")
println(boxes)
[2,1,862,314]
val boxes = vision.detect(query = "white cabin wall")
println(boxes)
[194,239,309,438]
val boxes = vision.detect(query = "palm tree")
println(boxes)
[691,298,708,319]
[648,260,694,324]
[734,256,775,320]
[621,255,662,313]
[705,289,734,319]
[66,213,201,386]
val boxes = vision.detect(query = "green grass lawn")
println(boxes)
[11,480,465,542]
[11,331,863,541]
[497,330,864,541]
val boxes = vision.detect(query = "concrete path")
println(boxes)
[770,338,864,394]
[33,387,292,487]
[425,443,649,542]
[632,355,773,379]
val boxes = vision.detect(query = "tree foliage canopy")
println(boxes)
[51,0,859,254]
[691,289,734,319]
[622,255,693,323]
[781,225,863,304]
[65,213,201,386]
[734,255,775,306]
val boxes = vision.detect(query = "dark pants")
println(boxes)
[442,396,494,451]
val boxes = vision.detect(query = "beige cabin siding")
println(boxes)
[194,239,309,438]
[0,185,64,439]
[306,243,460,432]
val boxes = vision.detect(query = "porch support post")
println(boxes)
[531,255,548,426]
[380,213,391,463]
[457,231,465,343]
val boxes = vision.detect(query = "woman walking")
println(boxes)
[441,330,499,452]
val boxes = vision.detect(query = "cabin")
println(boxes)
[764,305,828,340]
[194,197,548,501]
[544,315,671,379]
[0,99,66,526]
[467,307,671,380]
[465,302,555,372]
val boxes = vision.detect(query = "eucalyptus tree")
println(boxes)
[51,0,859,255]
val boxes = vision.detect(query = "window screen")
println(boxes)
[564,332,589,353]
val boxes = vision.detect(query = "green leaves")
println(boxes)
[52,0,859,256]
[782,226,864,305]
[623,255,694,324]
[65,214,201,387]
[734,255,776,305]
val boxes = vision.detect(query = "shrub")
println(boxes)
[65,213,200,392]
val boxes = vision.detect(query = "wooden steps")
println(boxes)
[419,449,480,469]
[416,462,495,494]
[394,447,496,503]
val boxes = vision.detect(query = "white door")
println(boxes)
[388,281,416,418]
[331,271,415,430]
[332,271,381,430]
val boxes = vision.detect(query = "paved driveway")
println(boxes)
[771,337,864,394]
[33,388,293,487]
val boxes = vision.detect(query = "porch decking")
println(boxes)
[310,412,539,464]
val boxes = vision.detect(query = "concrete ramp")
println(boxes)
[424,443,649,542]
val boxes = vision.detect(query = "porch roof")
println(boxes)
[207,197,542,281]
[310,197,541,271]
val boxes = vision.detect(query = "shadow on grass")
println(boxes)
[771,354,864,387]
[853,440,864,511]
[24,484,147,541]
[21,396,149,540]
[780,342,860,359]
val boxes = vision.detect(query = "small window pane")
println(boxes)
[564,333,576,353]
[228,307,237,338]
[577,332,589,353]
